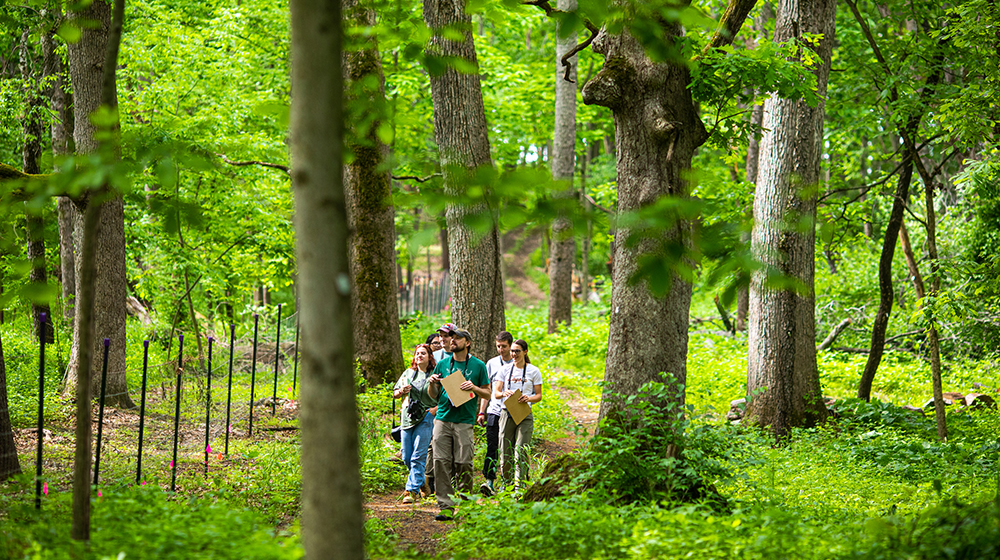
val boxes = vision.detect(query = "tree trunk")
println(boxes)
[64,0,133,409]
[546,0,578,334]
[0,333,22,480]
[48,22,77,321]
[424,0,505,362]
[857,155,912,400]
[582,23,707,422]
[343,0,403,386]
[21,30,55,344]
[746,0,835,437]
[736,7,770,334]
[290,0,364,557]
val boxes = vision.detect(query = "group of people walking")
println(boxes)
[392,323,543,521]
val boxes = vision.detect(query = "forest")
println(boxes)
[1,0,1000,558]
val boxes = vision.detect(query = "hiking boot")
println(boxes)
[479,480,493,497]
[434,508,454,522]
[402,492,414,504]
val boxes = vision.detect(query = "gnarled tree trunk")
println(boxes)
[583,24,707,422]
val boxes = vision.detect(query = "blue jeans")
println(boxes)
[401,410,435,492]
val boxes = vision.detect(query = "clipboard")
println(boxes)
[440,371,475,408]
[504,389,531,425]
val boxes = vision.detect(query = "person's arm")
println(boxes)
[493,378,507,400]
[518,384,542,404]
[428,373,441,400]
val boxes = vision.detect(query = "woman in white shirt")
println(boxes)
[494,338,543,490]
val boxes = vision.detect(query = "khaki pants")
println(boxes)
[432,421,474,508]
[498,410,534,485]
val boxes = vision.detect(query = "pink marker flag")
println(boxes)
[97,490,102,498]
[43,482,48,495]
[206,444,212,454]
[169,461,174,468]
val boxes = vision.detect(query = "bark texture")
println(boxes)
[424,0,505,361]
[746,0,835,436]
[44,21,77,321]
[0,333,21,480]
[291,1,365,558]
[21,30,55,344]
[546,0,578,334]
[343,0,403,386]
[582,22,707,421]
[64,0,133,408]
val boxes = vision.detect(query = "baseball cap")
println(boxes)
[452,328,472,341]
[437,322,458,334]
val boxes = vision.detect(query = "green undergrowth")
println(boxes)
[0,483,303,559]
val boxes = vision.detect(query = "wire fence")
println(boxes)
[397,274,450,317]
[0,305,302,507]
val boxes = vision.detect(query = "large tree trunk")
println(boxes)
[343,0,403,386]
[546,0,577,334]
[64,0,133,409]
[0,333,21,480]
[745,0,835,437]
[424,0,505,361]
[582,23,707,422]
[290,1,364,557]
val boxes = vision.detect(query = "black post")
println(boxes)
[249,313,259,437]
[93,338,110,487]
[225,323,235,455]
[171,335,184,492]
[136,340,149,484]
[34,313,46,509]
[292,317,300,395]
[205,336,214,474]
[271,304,282,415]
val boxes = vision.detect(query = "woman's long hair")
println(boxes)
[513,339,531,365]
[410,343,437,371]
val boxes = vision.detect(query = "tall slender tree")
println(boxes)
[291,0,364,557]
[547,0,578,334]
[423,0,505,360]
[745,0,835,436]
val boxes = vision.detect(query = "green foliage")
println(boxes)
[0,483,302,559]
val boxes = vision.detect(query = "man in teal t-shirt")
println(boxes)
[428,328,490,519]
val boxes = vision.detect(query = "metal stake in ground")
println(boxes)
[93,338,111,487]
[205,336,214,474]
[225,323,235,455]
[292,317,300,395]
[35,313,46,510]
[249,313,259,437]
[137,340,150,484]
[271,304,282,415]
[171,335,184,492]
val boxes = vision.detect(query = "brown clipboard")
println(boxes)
[504,389,531,425]
[440,371,475,408]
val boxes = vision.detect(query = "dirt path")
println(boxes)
[364,378,597,557]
